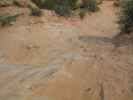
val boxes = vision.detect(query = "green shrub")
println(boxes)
[32,0,78,16]
[32,0,57,9]
[82,0,98,12]
[79,9,87,19]
[56,0,78,16]
[0,13,19,26]
[54,0,72,16]
[31,0,98,16]
[40,0,56,9]
[119,0,133,33]
[68,0,78,9]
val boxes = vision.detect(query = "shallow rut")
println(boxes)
[0,64,60,100]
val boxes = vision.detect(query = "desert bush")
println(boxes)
[34,0,78,9]
[38,0,56,9]
[31,0,98,16]
[67,0,78,9]
[79,9,87,19]
[0,13,19,26]
[54,1,71,16]
[32,0,78,16]
[28,2,41,16]
[54,0,79,16]
[82,0,98,12]
[119,0,133,33]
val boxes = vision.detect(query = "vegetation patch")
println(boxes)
[119,0,133,33]
[79,9,87,19]
[31,0,99,16]
[81,0,99,12]
[0,13,19,26]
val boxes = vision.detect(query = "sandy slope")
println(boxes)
[0,1,118,65]
[0,1,133,100]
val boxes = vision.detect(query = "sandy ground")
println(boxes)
[0,1,133,100]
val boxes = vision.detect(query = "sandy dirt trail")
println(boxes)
[0,1,133,100]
